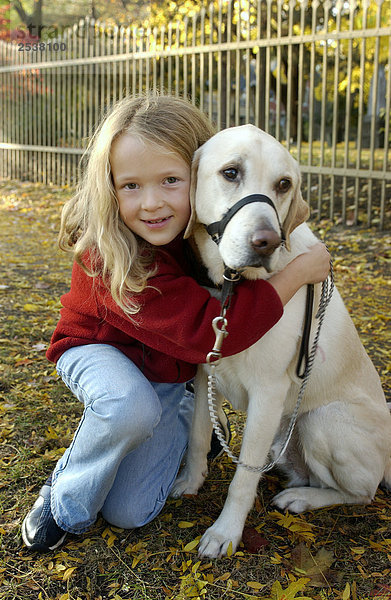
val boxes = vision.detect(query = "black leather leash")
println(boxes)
[296,283,314,379]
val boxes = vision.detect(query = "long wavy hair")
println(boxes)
[59,93,215,317]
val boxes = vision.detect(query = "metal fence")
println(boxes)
[0,0,390,228]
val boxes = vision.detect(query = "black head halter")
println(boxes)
[204,193,286,311]
[205,193,286,247]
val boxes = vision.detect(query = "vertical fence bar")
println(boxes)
[380,32,391,230]
[183,18,188,98]
[15,44,21,180]
[225,0,232,127]
[199,7,206,111]
[175,22,180,97]
[2,42,7,177]
[132,27,137,94]
[217,2,222,128]
[77,23,84,184]
[191,14,197,104]
[296,0,306,164]
[285,0,295,149]
[341,1,356,223]
[9,45,14,179]
[125,26,130,96]
[317,0,330,219]
[330,0,343,220]
[11,45,16,180]
[0,44,4,177]
[160,26,165,93]
[367,2,382,226]
[167,23,173,95]
[254,0,261,128]
[244,3,251,125]
[306,0,318,207]
[145,27,151,93]
[41,40,48,184]
[138,28,143,95]
[208,3,214,120]
[234,6,241,126]
[152,27,158,94]
[275,0,283,140]
[264,0,272,132]
[16,47,22,180]
[9,46,15,179]
[119,25,125,100]
[354,1,368,225]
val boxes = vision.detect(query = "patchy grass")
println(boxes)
[0,180,390,600]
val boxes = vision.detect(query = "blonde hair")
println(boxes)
[59,93,215,317]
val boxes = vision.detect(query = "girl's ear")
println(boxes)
[183,150,201,239]
[282,185,309,251]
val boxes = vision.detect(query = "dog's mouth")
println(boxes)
[219,226,283,273]
[223,245,282,273]
[228,253,275,272]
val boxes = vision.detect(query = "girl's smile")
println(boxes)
[110,134,191,245]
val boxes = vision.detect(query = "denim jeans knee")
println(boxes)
[51,344,193,534]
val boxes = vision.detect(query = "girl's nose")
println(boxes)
[141,188,164,211]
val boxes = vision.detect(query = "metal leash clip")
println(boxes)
[206,315,229,365]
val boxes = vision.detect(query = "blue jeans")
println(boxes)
[51,344,193,534]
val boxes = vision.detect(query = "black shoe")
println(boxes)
[208,408,232,461]
[22,475,67,552]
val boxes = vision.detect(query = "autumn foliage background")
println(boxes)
[0,180,390,600]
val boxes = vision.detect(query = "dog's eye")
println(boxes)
[222,168,239,181]
[277,178,291,192]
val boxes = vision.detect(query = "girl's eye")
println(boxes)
[124,183,138,190]
[222,167,239,181]
[165,176,179,184]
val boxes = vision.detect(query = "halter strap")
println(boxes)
[205,194,286,246]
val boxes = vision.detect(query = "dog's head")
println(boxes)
[184,124,309,277]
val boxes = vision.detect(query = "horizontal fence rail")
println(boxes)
[0,0,390,228]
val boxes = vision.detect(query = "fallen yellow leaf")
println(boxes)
[178,521,194,528]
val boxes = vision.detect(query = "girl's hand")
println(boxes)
[294,242,331,285]
[268,242,331,306]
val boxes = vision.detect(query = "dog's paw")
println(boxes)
[198,526,241,559]
[272,489,312,513]
[170,469,206,499]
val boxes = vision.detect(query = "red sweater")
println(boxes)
[47,239,283,383]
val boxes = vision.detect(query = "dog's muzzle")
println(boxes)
[205,194,286,255]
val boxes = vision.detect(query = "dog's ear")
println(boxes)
[283,186,309,250]
[183,149,201,239]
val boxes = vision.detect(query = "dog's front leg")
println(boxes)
[171,368,217,497]
[198,383,287,558]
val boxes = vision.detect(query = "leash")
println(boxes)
[203,192,334,472]
[296,283,314,379]
[206,260,334,473]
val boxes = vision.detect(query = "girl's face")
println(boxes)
[110,133,191,246]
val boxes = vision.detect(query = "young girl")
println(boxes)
[22,93,330,553]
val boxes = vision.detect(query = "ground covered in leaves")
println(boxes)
[0,181,390,600]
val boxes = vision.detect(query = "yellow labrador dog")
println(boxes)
[171,124,391,559]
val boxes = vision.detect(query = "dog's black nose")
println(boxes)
[251,229,281,256]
